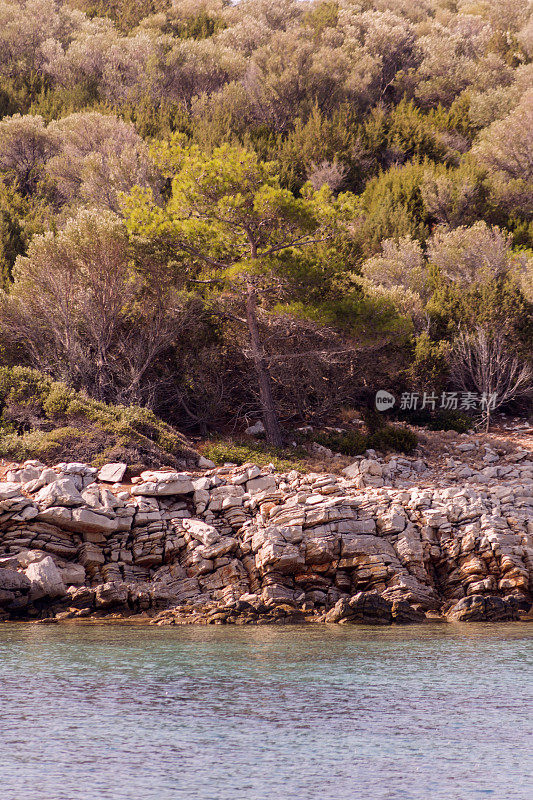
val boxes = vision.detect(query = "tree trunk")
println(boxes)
[245,282,283,447]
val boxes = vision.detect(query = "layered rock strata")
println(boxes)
[0,450,531,625]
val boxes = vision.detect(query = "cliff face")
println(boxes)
[0,447,532,625]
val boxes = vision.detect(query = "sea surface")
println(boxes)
[0,622,531,800]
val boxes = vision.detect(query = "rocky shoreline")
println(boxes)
[1,434,532,626]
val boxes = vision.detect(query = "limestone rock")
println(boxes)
[78,542,105,568]
[446,595,520,622]
[66,586,95,609]
[325,591,393,624]
[199,537,238,560]
[1,441,533,624]
[71,507,119,535]
[37,505,119,535]
[261,584,296,605]
[94,581,129,608]
[256,540,304,574]
[208,485,245,511]
[247,475,276,495]
[132,472,194,496]
[305,533,340,565]
[60,563,86,587]
[98,463,127,483]
[35,478,83,508]
[339,519,376,535]
[197,456,216,469]
[183,519,219,546]
[0,482,25,501]
[0,567,31,593]
[359,459,382,477]
[25,556,66,600]
[342,462,360,478]
[377,508,406,534]
[391,600,426,624]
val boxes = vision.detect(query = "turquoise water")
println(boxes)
[0,624,531,800]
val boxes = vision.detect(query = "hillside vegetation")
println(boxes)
[0,367,199,468]
[0,0,531,448]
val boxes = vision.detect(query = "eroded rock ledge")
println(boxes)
[0,449,532,625]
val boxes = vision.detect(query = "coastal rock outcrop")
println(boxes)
[0,443,532,624]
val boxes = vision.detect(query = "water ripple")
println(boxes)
[0,623,531,800]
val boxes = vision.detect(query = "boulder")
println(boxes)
[246,475,277,495]
[11,550,48,568]
[25,557,66,600]
[245,420,265,435]
[66,586,95,609]
[391,600,426,624]
[182,518,219,546]
[60,563,86,587]
[35,478,83,508]
[359,459,382,476]
[382,574,440,610]
[325,592,393,624]
[208,485,245,511]
[342,462,360,478]
[98,463,127,483]
[261,584,296,605]
[72,507,119,535]
[36,506,74,527]
[197,456,216,469]
[0,567,31,593]
[377,508,406,534]
[37,505,118,535]
[324,597,351,623]
[199,537,238,560]
[346,591,393,624]
[446,595,520,622]
[132,472,194,496]
[82,485,124,513]
[256,541,304,574]
[0,482,25,501]
[0,589,16,607]
[94,582,129,608]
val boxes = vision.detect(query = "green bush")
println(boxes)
[0,366,198,468]
[397,408,472,433]
[313,429,367,456]
[408,331,451,393]
[203,439,308,473]
[313,424,418,456]
[368,426,418,454]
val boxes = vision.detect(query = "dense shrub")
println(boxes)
[367,426,418,454]
[313,425,418,456]
[0,366,198,468]
[202,439,308,473]
[313,429,368,456]
[397,408,472,433]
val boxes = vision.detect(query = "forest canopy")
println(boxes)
[0,0,531,441]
